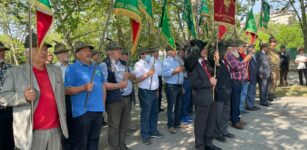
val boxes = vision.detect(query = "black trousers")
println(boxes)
[63,95,73,150]
[158,76,163,109]
[71,112,103,150]
[0,108,14,150]
[194,102,215,150]
[298,69,307,85]
[280,68,288,85]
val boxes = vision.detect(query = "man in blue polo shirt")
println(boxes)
[65,41,106,150]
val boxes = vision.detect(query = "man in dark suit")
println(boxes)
[279,45,290,86]
[246,45,260,111]
[257,43,272,106]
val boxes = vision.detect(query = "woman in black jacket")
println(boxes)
[183,40,220,150]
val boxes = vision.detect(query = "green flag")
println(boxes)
[199,0,210,17]
[159,0,176,49]
[139,0,153,22]
[244,9,257,34]
[183,0,197,39]
[259,0,270,29]
[113,0,142,55]
[245,9,257,44]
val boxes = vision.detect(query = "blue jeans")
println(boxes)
[246,82,256,108]
[182,79,192,119]
[165,84,183,128]
[138,88,159,139]
[239,81,249,111]
[230,81,242,125]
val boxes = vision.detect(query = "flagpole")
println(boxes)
[28,0,34,125]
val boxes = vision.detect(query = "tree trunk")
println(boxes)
[175,2,187,42]
[299,0,307,50]
[3,13,19,65]
[98,0,114,51]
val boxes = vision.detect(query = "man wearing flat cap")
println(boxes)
[0,33,68,150]
[267,37,280,100]
[224,39,253,130]
[100,41,134,150]
[134,47,164,145]
[256,42,272,106]
[0,41,14,150]
[278,45,290,86]
[65,41,106,149]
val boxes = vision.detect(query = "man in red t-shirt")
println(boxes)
[0,33,68,150]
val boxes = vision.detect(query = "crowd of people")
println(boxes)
[0,33,307,150]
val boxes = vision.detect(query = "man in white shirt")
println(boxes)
[134,47,164,145]
[295,47,307,85]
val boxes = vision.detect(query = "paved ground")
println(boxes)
[99,71,307,150]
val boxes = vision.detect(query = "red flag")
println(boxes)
[218,25,227,40]
[214,0,236,26]
[131,19,141,55]
[246,32,257,44]
[36,0,53,48]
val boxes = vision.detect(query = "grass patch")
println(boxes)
[276,85,307,97]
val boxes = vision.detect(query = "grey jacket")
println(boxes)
[0,63,68,150]
[256,51,272,79]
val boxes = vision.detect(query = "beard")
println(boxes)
[230,50,240,58]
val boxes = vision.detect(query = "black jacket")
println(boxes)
[188,63,213,106]
[215,60,232,102]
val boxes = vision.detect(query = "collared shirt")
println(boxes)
[55,62,68,79]
[150,57,162,76]
[64,60,105,118]
[295,54,307,69]
[225,51,248,81]
[100,59,133,96]
[134,59,159,90]
[0,63,12,87]
[162,56,184,85]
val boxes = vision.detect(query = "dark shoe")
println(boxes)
[150,131,165,138]
[205,143,222,150]
[119,145,130,150]
[142,138,152,145]
[158,108,165,112]
[232,123,244,130]
[102,120,107,126]
[253,106,261,110]
[246,106,256,111]
[129,127,138,131]
[260,103,269,107]
[240,110,249,115]
[239,120,247,125]
[215,136,226,143]
[224,133,235,138]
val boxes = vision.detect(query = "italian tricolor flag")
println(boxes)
[36,0,53,48]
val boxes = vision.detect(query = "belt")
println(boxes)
[232,80,243,84]
[166,83,183,86]
[122,95,131,98]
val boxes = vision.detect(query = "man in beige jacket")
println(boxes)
[0,33,68,150]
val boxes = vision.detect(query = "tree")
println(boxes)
[271,0,307,49]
